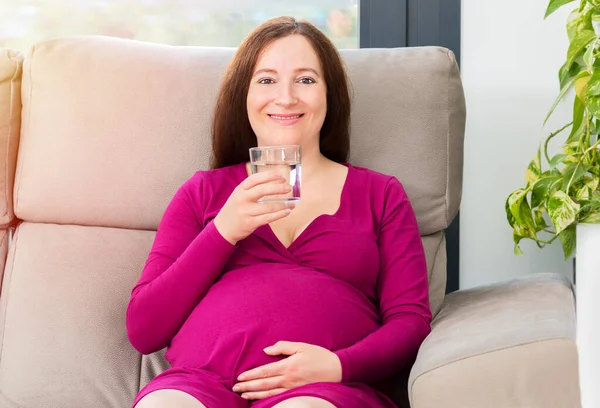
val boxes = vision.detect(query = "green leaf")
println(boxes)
[575,71,592,100]
[505,195,517,227]
[550,153,570,169]
[546,0,577,19]
[545,71,588,125]
[584,41,596,68]
[562,162,590,191]
[586,68,600,96]
[512,224,530,256]
[526,147,542,184]
[563,141,581,154]
[587,94,600,118]
[558,224,577,259]
[519,197,538,237]
[514,243,524,256]
[579,197,600,222]
[534,208,549,231]
[532,176,562,208]
[576,183,591,199]
[586,177,599,192]
[547,190,581,233]
[567,6,594,41]
[560,61,582,89]
[566,30,596,71]
[507,189,529,225]
[507,188,539,241]
[581,211,600,222]
[567,96,585,142]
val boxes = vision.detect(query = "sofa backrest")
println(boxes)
[0,49,22,293]
[0,36,465,408]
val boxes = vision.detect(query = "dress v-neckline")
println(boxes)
[238,161,352,252]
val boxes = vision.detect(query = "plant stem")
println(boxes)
[537,234,560,245]
[584,138,600,156]
[585,108,591,151]
[544,121,573,163]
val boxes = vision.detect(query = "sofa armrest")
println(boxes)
[408,273,579,408]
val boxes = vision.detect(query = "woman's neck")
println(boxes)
[299,148,330,184]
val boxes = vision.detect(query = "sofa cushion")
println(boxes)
[0,49,22,228]
[0,222,154,408]
[411,339,579,408]
[409,273,580,408]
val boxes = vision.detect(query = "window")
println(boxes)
[0,0,359,51]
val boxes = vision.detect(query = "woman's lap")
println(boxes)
[253,382,398,408]
[132,367,247,408]
[133,367,398,408]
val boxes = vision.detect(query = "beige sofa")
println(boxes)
[0,36,580,408]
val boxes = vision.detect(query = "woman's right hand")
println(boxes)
[214,171,295,245]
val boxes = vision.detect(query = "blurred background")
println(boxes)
[0,0,359,51]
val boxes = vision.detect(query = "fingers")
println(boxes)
[240,388,287,400]
[264,341,303,356]
[238,360,287,382]
[255,208,292,225]
[233,375,284,394]
[246,181,292,203]
[247,201,295,216]
[240,171,285,191]
[234,360,289,400]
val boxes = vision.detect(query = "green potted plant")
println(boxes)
[505,0,600,259]
[505,1,600,405]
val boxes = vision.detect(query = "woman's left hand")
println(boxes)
[232,341,343,400]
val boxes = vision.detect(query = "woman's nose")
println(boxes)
[275,83,298,107]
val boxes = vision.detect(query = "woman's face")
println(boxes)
[247,35,327,149]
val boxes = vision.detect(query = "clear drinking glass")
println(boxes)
[249,145,301,203]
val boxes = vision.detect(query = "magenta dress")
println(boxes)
[126,162,432,408]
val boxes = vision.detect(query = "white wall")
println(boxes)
[460,0,576,289]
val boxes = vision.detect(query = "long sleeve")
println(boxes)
[126,173,236,355]
[334,177,432,383]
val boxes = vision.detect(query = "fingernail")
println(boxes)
[232,385,240,392]
[241,394,249,399]
[238,374,246,381]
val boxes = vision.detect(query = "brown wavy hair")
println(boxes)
[210,16,351,169]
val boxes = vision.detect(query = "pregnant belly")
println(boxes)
[166,264,380,379]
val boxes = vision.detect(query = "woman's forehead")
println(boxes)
[254,35,322,74]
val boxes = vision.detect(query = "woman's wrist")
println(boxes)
[213,215,238,245]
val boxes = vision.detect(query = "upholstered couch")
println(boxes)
[0,36,580,408]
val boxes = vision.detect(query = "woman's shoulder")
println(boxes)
[346,164,414,229]
[190,163,244,183]
[348,163,405,192]
[178,163,245,200]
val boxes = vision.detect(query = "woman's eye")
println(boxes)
[258,78,274,84]
[298,77,315,84]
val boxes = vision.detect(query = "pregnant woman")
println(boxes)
[127,16,432,408]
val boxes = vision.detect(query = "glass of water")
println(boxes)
[249,145,301,203]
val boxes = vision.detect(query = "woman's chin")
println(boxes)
[258,139,303,147]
